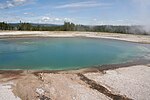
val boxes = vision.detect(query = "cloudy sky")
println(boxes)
[0,0,150,25]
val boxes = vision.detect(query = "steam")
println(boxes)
[132,0,150,34]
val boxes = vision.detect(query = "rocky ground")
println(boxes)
[0,64,150,100]
[0,31,150,43]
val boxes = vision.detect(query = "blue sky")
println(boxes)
[0,0,150,25]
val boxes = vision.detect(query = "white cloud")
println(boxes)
[54,18,62,21]
[24,12,29,15]
[55,1,112,9]
[0,0,33,9]
[40,16,74,24]
[42,17,50,22]
[64,18,72,22]
[93,19,97,21]
[23,12,35,16]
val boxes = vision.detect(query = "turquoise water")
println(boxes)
[0,38,149,70]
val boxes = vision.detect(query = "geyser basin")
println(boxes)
[0,38,149,70]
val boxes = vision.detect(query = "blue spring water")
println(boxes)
[0,37,149,70]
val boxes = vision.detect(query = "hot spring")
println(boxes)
[0,37,149,70]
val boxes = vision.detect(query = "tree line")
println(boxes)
[0,21,148,35]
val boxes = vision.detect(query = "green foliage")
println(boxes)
[63,22,75,31]
[0,22,148,35]
[18,23,32,31]
[0,22,14,30]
